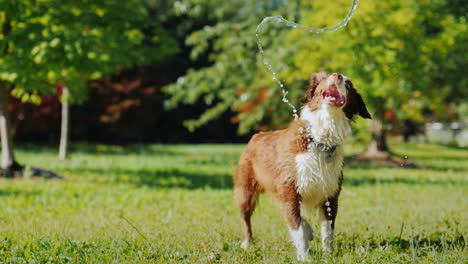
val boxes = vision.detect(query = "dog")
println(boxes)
[234,72,371,261]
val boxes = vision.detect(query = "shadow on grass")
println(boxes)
[343,176,465,186]
[410,157,468,172]
[73,168,233,189]
[431,142,467,151]
[69,144,186,157]
[65,150,467,189]
[341,233,466,252]
[56,144,466,189]
[72,165,466,189]
[344,156,468,172]
[18,143,185,157]
[0,189,41,197]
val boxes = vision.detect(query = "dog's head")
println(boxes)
[302,72,372,120]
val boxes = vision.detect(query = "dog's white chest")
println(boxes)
[294,148,343,211]
[295,105,350,211]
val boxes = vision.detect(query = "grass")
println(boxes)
[0,142,466,263]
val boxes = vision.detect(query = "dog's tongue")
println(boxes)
[335,95,345,106]
[324,85,345,106]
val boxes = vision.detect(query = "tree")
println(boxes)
[287,0,466,157]
[164,0,304,132]
[0,85,15,173]
[0,0,176,173]
[165,0,467,157]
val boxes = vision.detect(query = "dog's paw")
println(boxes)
[296,252,311,262]
[240,238,250,250]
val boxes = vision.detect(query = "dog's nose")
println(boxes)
[332,73,343,81]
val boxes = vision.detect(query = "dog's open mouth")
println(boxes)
[323,84,345,106]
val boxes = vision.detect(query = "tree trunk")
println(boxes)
[354,100,418,167]
[0,18,16,172]
[367,118,389,154]
[0,84,16,170]
[58,86,69,160]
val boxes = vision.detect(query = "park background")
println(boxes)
[0,0,466,263]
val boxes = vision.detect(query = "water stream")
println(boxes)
[255,0,359,120]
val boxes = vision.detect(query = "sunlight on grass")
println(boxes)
[0,142,466,263]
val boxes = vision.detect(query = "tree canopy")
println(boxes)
[0,0,177,103]
[164,0,467,136]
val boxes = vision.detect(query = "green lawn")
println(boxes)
[0,142,466,263]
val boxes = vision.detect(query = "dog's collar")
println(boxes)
[309,141,337,153]
[303,123,338,153]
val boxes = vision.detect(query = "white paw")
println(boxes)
[322,245,334,254]
[241,238,250,249]
[297,252,311,262]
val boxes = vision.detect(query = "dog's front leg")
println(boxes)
[319,197,338,254]
[279,193,310,262]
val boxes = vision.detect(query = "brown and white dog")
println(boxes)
[234,72,371,261]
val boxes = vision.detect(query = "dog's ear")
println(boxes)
[309,72,328,88]
[343,80,372,120]
[301,72,328,104]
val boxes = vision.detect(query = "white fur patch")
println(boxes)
[295,149,343,212]
[321,220,334,253]
[289,221,310,261]
[296,106,350,212]
[300,105,351,146]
